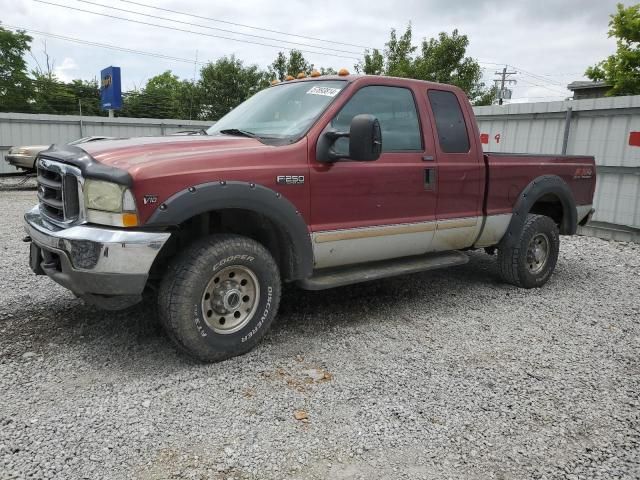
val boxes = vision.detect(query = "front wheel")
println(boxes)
[158,234,281,362]
[497,214,560,288]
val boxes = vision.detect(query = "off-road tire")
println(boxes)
[497,214,559,289]
[158,234,281,362]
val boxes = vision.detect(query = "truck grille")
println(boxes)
[37,158,81,223]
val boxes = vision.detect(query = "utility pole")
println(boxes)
[189,49,198,121]
[494,66,517,105]
[78,99,84,137]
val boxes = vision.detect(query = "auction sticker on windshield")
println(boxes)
[306,86,341,97]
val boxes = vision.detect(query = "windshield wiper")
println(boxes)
[219,128,261,139]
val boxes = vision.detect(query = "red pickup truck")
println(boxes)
[24,73,596,362]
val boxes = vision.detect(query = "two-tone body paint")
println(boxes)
[78,75,596,272]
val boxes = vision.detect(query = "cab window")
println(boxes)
[331,86,422,155]
[427,90,470,153]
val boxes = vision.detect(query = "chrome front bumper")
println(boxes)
[24,205,171,309]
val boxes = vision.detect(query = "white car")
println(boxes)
[6,136,115,171]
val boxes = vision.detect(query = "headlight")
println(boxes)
[84,179,139,227]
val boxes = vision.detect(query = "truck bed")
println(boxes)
[484,153,596,218]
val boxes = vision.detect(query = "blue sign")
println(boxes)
[100,66,122,110]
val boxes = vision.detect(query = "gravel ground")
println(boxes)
[1,189,639,480]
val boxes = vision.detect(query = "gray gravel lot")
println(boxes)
[1,189,639,480]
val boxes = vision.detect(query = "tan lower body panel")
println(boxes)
[312,215,507,269]
[312,221,437,269]
[576,204,593,224]
[473,214,513,248]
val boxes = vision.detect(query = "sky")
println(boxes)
[0,0,623,103]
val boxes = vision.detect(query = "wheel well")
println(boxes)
[529,193,564,229]
[151,208,298,282]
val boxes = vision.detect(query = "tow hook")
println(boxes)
[22,235,32,243]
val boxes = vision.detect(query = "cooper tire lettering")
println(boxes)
[158,234,281,362]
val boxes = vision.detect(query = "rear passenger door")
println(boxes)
[310,85,438,269]
[426,89,484,250]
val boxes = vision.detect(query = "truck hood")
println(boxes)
[78,135,268,173]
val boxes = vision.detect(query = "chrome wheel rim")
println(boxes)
[201,265,260,334]
[526,233,550,274]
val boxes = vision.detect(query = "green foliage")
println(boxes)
[473,85,498,106]
[199,56,269,120]
[31,70,76,114]
[0,26,34,112]
[586,3,640,96]
[356,25,490,105]
[357,49,384,75]
[121,71,198,119]
[0,33,347,119]
[269,50,312,80]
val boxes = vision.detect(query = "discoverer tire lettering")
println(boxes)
[158,234,281,362]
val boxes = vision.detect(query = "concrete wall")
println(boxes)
[474,95,640,242]
[0,113,212,174]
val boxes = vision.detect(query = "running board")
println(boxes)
[297,251,469,291]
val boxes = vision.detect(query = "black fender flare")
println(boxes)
[146,181,313,280]
[501,175,577,248]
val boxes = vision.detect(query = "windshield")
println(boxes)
[207,80,347,142]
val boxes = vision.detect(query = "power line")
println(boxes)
[508,65,566,87]
[480,60,570,88]
[3,25,208,66]
[516,78,569,96]
[118,0,376,51]
[32,0,362,61]
[75,0,362,56]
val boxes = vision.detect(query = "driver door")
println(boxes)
[309,84,437,269]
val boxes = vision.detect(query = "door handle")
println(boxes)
[424,168,437,191]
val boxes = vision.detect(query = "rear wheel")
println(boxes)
[497,214,559,288]
[158,234,281,362]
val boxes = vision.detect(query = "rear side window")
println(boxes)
[331,86,422,153]
[428,90,470,153]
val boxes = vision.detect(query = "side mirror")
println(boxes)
[316,114,382,162]
[348,114,382,161]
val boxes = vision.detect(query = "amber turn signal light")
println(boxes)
[122,213,139,227]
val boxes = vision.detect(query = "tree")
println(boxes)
[31,71,76,114]
[319,67,338,75]
[357,49,384,75]
[68,79,102,116]
[120,71,201,119]
[356,25,490,105]
[473,85,499,106]
[199,56,268,120]
[269,50,312,80]
[0,26,33,112]
[586,3,640,96]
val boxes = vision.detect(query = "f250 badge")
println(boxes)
[276,175,305,185]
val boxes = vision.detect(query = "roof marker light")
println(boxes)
[310,70,321,77]
[338,68,349,76]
